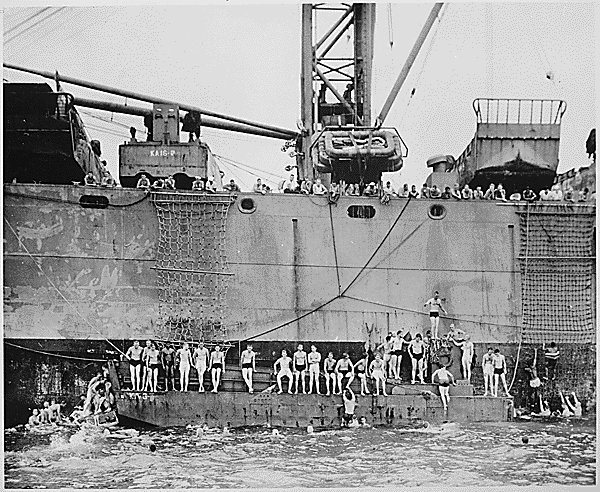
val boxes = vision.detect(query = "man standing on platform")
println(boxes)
[492,348,512,398]
[452,334,474,382]
[424,291,447,339]
[193,342,210,393]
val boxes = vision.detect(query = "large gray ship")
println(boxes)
[3,3,595,428]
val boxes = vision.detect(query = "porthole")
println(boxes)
[428,204,446,220]
[79,195,109,209]
[347,205,376,219]
[238,197,256,214]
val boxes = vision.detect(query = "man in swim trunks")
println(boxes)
[274,349,293,394]
[324,352,337,395]
[240,344,256,393]
[369,353,388,396]
[354,353,370,396]
[481,347,494,396]
[335,352,355,392]
[141,340,153,392]
[492,348,512,398]
[144,341,161,392]
[388,332,401,380]
[161,343,176,391]
[193,342,210,392]
[293,344,308,394]
[209,345,226,393]
[431,364,456,414]
[307,345,322,394]
[408,333,426,384]
[424,291,447,339]
[543,341,560,381]
[126,340,143,391]
[342,387,357,427]
[176,342,192,392]
[452,333,474,382]
[377,335,393,378]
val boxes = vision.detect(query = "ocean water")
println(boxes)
[4,418,596,488]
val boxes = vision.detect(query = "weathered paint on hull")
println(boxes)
[3,184,527,343]
[115,389,511,428]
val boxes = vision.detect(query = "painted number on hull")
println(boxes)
[150,150,177,157]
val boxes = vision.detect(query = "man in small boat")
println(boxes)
[492,348,512,398]
[240,344,256,393]
[324,352,338,395]
[136,174,150,190]
[451,333,474,382]
[126,340,143,391]
[424,291,447,340]
[274,349,293,394]
[335,352,355,392]
[293,344,308,394]
[307,345,322,395]
[161,343,176,391]
[408,333,426,384]
[193,341,210,393]
[369,353,387,396]
[431,364,456,415]
[209,345,226,393]
[176,342,192,392]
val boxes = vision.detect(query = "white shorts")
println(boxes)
[371,370,385,380]
[483,366,494,376]
[278,369,293,379]
[309,364,320,374]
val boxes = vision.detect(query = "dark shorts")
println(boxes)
[494,368,504,375]
[295,364,306,373]
[338,369,351,377]
[430,312,439,318]
[326,368,335,374]
[129,359,141,367]
[439,382,450,387]
[213,363,223,370]
[149,363,161,370]
[412,353,423,361]
[391,350,402,356]
[343,413,354,424]
[355,369,365,375]
[242,362,252,369]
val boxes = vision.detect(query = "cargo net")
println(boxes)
[151,192,234,343]
[518,203,596,394]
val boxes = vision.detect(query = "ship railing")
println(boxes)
[473,98,566,126]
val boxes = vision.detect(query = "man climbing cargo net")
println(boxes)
[518,202,596,403]
[151,192,235,343]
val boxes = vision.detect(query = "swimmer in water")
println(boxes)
[28,408,41,427]
[432,364,456,414]
[48,400,62,422]
[369,353,388,396]
[342,388,357,427]
[559,390,574,418]
[274,349,293,394]
[126,340,143,391]
[531,394,551,417]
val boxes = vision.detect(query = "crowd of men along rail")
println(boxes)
[82,169,595,204]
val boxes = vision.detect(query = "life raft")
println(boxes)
[316,130,404,174]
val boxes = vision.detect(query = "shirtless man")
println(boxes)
[176,342,192,392]
[388,332,402,380]
[240,344,256,393]
[126,340,143,390]
[558,390,574,418]
[209,345,226,393]
[324,352,337,396]
[335,353,355,392]
[27,409,41,428]
[531,394,551,417]
[408,333,426,384]
[193,342,210,392]
[342,388,357,427]
[543,341,560,381]
[307,345,322,395]
[49,400,62,422]
[377,335,393,379]
[424,291,447,339]
[481,347,495,396]
[452,334,474,382]
[492,348,512,398]
[568,392,582,417]
[354,353,370,396]
[293,344,308,394]
[141,340,152,392]
[161,344,176,391]
[432,364,456,414]
[145,342,161,392]
[274,349,293,394]
[369,353,388,396]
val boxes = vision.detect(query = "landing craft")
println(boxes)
[3,3,595,428]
